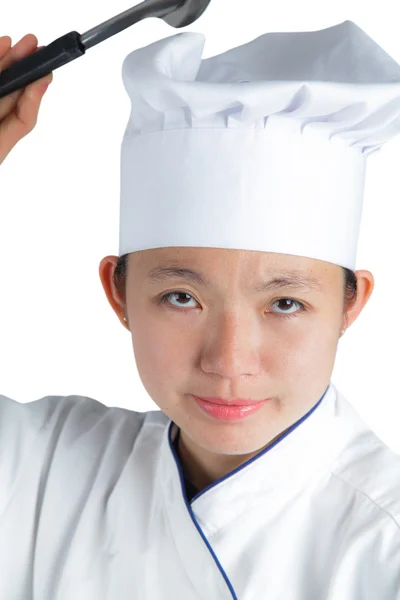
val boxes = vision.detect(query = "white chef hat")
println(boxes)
[118,20,400,270]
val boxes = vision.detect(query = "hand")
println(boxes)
[0,34,53,166]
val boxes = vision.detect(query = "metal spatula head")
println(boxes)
[162,0,213,28]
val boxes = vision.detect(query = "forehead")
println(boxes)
[130,247,339,290]
[132,247,331,270]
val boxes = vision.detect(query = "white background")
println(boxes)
[1,0,399,452]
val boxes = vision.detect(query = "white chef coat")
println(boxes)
[0,381,399,599]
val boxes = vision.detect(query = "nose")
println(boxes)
[200,310,262,378]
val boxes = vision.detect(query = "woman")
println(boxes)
[0,26,399,600]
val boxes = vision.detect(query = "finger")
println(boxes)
[0,89,24,123]
[0,41,52,122]
[0,33,38,72]
[0,36,12,60]
[0,75,51,160]
[0,35,39,119]
[16,73,52,129]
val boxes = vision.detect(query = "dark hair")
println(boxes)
[114,253,358,313]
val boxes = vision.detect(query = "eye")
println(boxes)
[159,292,307,320]
[273,298,306,319]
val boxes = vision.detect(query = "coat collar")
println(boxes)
[159,381,366,531]
[152,381,369,598]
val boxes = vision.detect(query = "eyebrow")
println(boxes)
[147,264,323,293]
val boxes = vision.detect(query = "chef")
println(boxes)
[1,20,400,600]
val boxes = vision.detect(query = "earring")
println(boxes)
[123,317,127,322]
[341,329,345,334]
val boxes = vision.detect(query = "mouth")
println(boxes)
[194,396,270,407]
[192,395,270,422]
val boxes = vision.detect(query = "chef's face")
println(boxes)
[101,248,373,460]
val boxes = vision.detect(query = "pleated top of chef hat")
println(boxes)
[119,20,400,270]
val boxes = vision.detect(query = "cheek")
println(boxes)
[276,325,339,387]
[130,316,192,408]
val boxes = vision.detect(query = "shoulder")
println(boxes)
[0,393,171,508]
[0,393,167,451]
[332,424,400,534]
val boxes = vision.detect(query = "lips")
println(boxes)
[195,396,268,407]
[193,396,269,422]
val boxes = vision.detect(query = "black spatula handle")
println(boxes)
[0,31,85,100]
